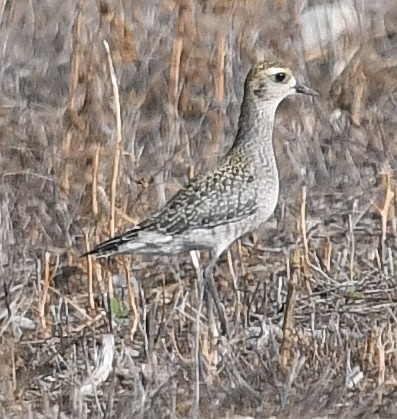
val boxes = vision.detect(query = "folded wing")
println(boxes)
[83,152,257,257]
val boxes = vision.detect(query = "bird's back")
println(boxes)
[85,148,261,257]
[84,58,317,259]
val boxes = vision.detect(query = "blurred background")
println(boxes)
[1,0,397,417]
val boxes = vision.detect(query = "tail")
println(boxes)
[81,223,173,259]
[81,228,141,259]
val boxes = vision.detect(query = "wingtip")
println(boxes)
[80,240,120,259]
[80,249,96,259]
[80,245,115,259]
[80,227,140,260]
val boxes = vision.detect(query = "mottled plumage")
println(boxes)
[83,58,318,334]
[91,151,257,255]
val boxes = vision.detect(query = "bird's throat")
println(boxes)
[233,99,279,161]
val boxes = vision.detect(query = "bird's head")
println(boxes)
[245,59,318,104]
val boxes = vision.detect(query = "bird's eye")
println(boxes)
[274,72,286,83]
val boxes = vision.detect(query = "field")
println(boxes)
[1,0,397,417]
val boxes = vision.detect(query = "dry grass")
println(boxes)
[1,0,397,417]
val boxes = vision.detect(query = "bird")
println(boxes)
[83,58,318,335]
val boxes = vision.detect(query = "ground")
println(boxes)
[1,0,397,418]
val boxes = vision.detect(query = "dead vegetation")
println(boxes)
[1,0,397,417]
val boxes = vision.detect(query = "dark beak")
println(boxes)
[294,83,319,96]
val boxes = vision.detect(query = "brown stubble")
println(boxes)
[3,0,397,417]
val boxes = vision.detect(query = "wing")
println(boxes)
[144,151,257,234]
[83,152,257,257]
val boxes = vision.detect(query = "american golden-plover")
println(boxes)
[84,59,318,334]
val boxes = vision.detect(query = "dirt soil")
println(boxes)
[1,0,397,418]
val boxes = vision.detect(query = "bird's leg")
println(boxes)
[203,254,229,336]
[202,260,215,332]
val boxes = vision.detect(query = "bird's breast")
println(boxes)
[255,167,280,221]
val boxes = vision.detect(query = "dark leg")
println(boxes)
[203,256,229,337]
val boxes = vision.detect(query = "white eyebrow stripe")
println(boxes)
[267,67,287,75]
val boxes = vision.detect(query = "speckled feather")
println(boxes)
[89,150,257,255]
[84,59,316,258]
[146,151,257,233]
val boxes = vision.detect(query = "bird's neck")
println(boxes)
[232,97,279,160]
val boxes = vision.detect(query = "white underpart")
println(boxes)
[138,231,173,243]
[289,76,297,89]
[116,231,174,254]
